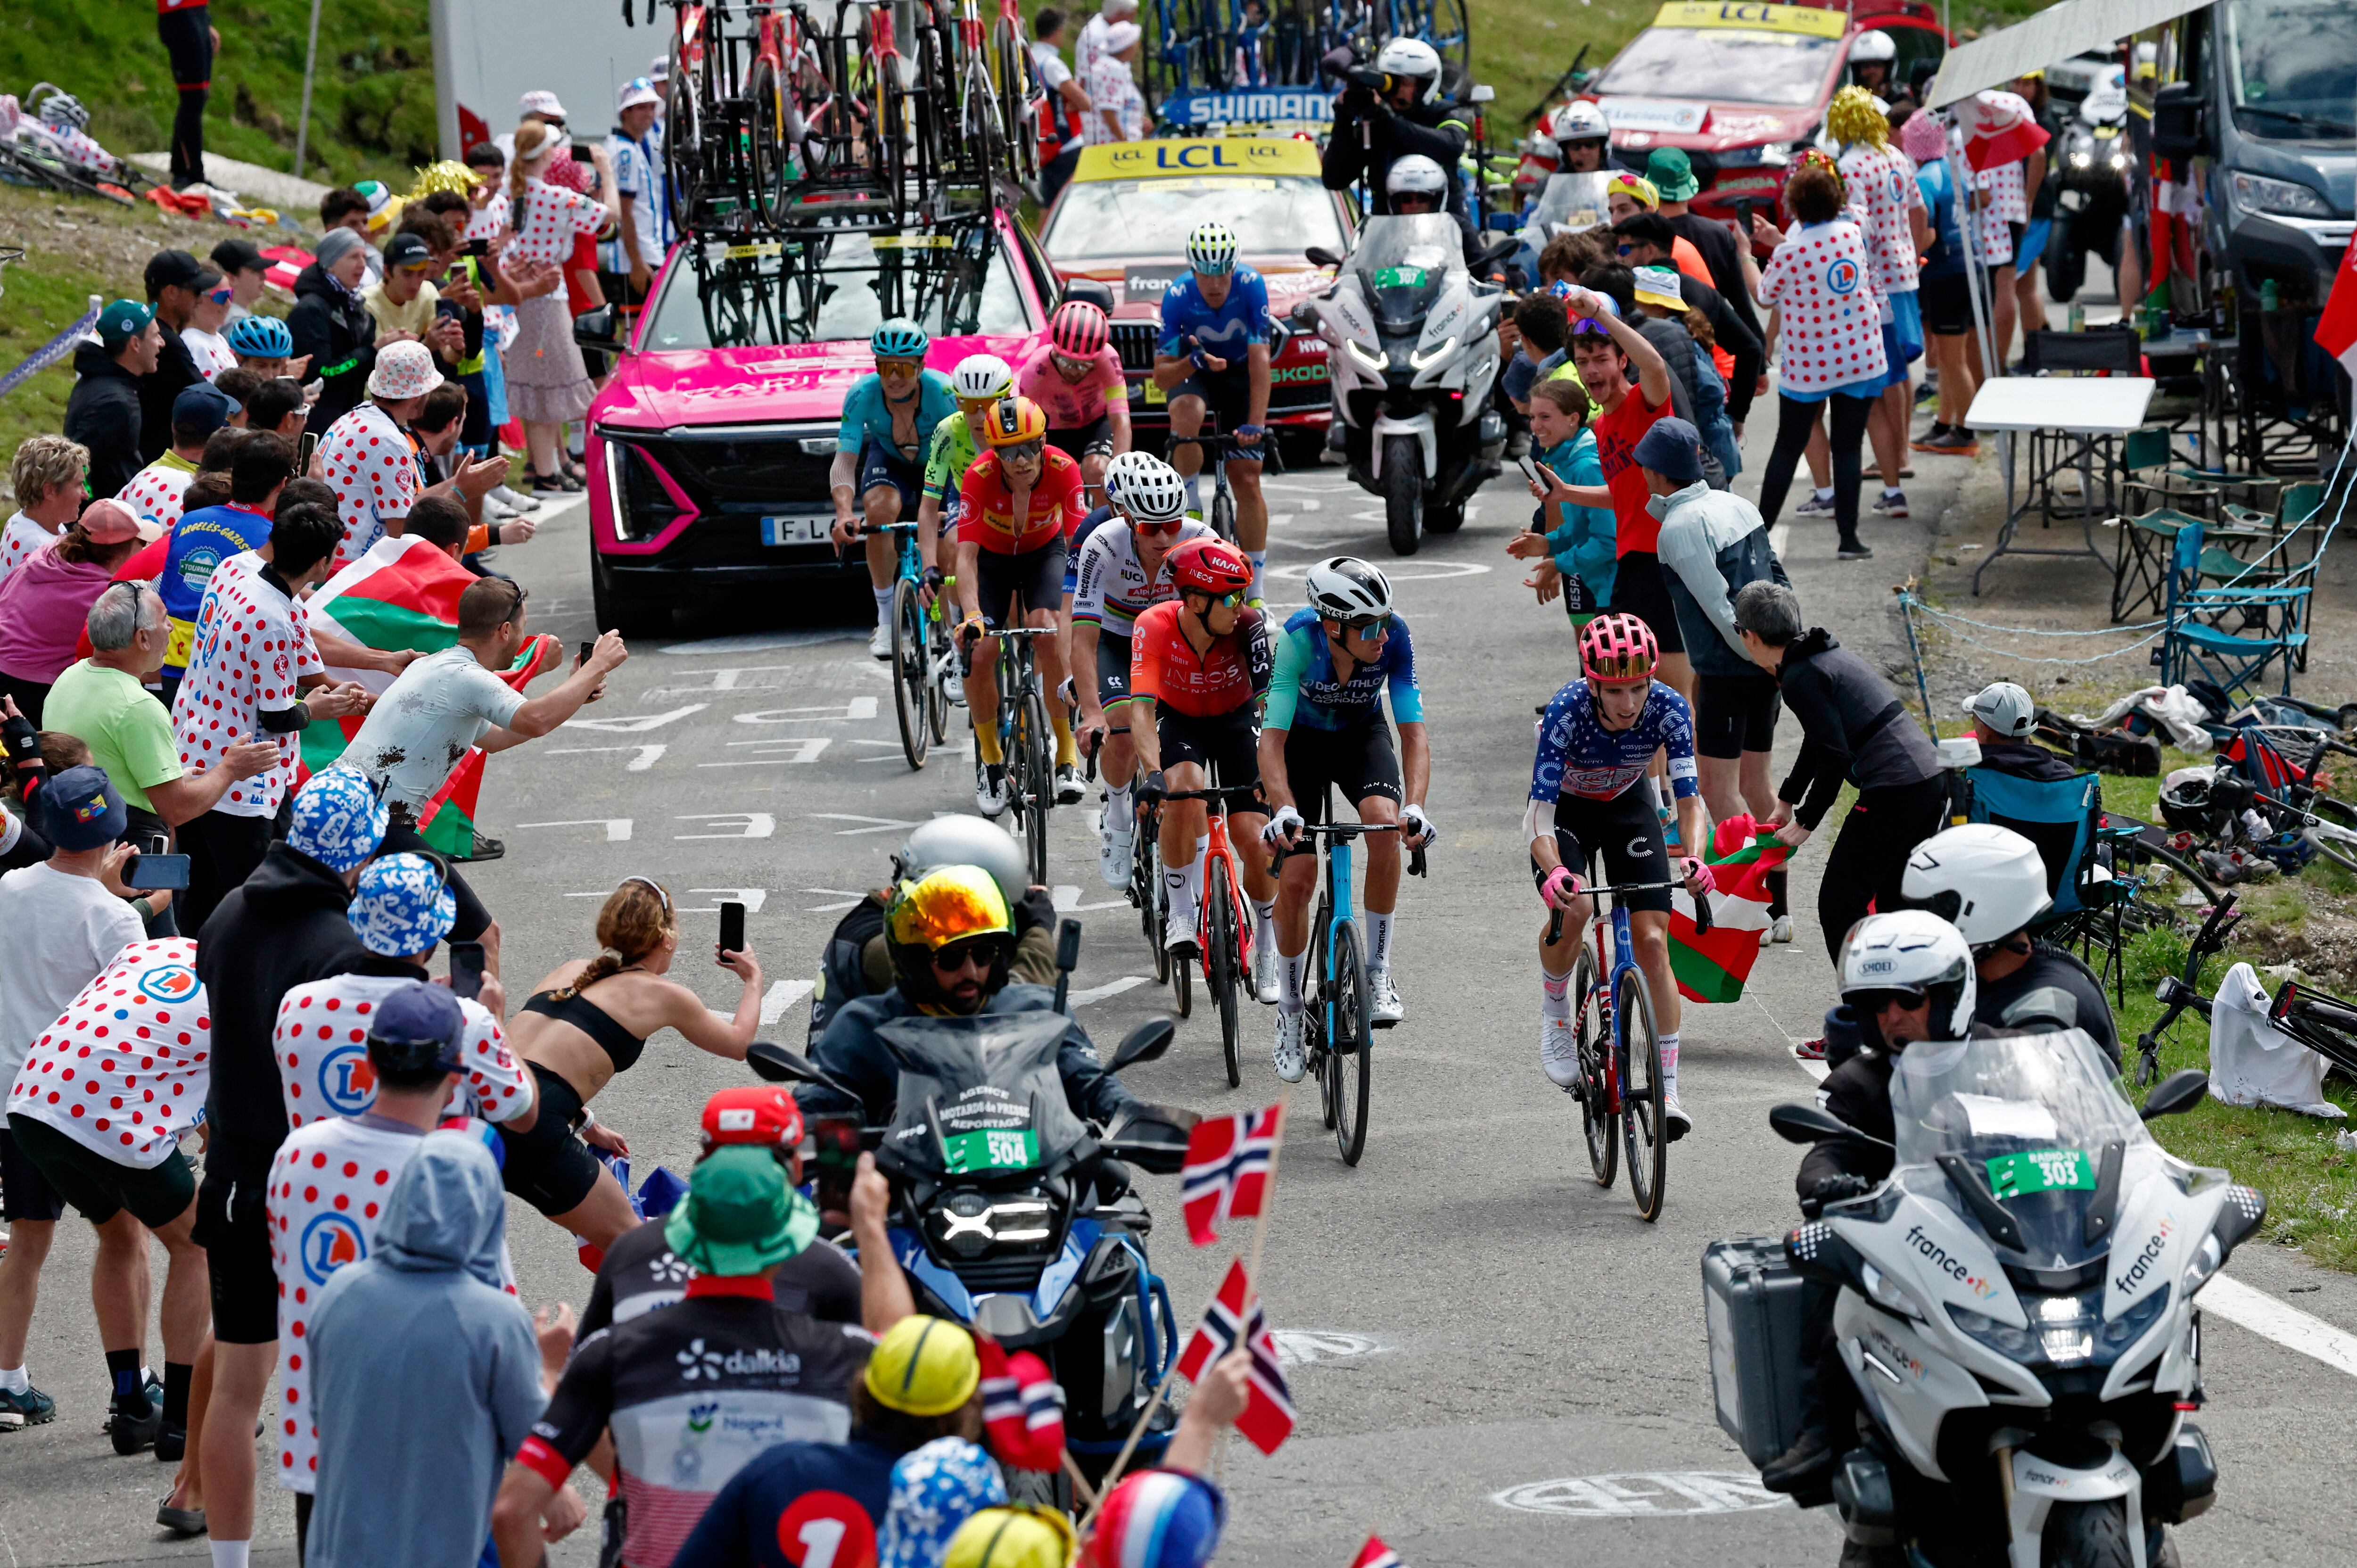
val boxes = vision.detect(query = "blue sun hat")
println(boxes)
[881,1437,1009,1568]
[351,852,458,956]
[288,767,388,873]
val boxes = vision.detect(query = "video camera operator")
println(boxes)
[1323,39,1476,248]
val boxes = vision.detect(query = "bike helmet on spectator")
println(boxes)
[1049,299,1110,358]
[1576,611,1658,684]
[1385,155,1450,209]
[885,866,1014,1008]
[871,319,931,361]
[1838,910,1975,1042]
[1374,36,1445,103]
[1185,221,1239,277]
[1085,1469,1226,1568]
[1167,536,1253,596]
[1305,556,1394,624]
[1895,824,2052,949]
[1105,451,1188,524]
[952,353,1015,402]
[226,315,295,360]
[894,815,1030,913]
[1550,100,1608,147]
[981,396,1048,447]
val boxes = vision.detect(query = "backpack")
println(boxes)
[807,894,889,1046]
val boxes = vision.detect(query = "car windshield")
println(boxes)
[2224,0,2357,138]
[1592,27,1839,108]
[639,227,1030,350]
[1042,175,1345,261]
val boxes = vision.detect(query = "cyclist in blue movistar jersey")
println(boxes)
[1258,558,1435,1079]
[831,319,959,660]
[1153,221,1274,601]
[1527,611,1713,1138]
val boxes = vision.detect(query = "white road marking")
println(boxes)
[2201,1275,2357,1381]
[560,702,710,733]
[678,888,768,914]
[645,664,799,697]
[810,814,922,834]
[759,979,815,1025]
[1492,1472,1790,1518]
[1069,976,1149,1007]
[1269,1329,1389,1365]
[545,744,666,771]
[1770,522,1791,558]
[659,629,859,655]
[675,813,776,839]
[1267,559,1492,582]
[518,817,634,842]
[733,697,881,723]
[702,737,834,766]
[802,888,871,913]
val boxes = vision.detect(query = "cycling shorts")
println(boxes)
[975,538,1068,625]
[1917,271,1973,338]
[1694,671,1782,760]
[1607,552,1684,655]
[858,439,925,514]
[1047,413,1116,463]
[1538,784,1673,915]
[1285,721,1401,824]
[195,1161,280,1343]
[496,1064,605,1218]
[1165,369,1256,447]
[1095,630,1132,710]
[1157,704,1263,798]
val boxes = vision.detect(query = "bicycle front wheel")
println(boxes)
[1210,480,1236,543]
[1571,946,1615,1188]
[890,579,929,768]
[1328,918,1373,1164]
[1208,854,1241,1088]
[2303,794,2357,876]
[1020,682,1052,886]
[1617,965,1666,1222]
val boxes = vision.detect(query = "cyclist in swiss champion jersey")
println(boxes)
[831,320,958,659]
[956,396,1091,815]
[1018,299,1131,506]
[1259,559,1435,1077]
[1129,538,1276,963]
[1528,612,1714,1139]
[1154,221,1274,602]
[915,353,1020,605]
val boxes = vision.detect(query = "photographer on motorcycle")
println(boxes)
[1323,37,1476,249]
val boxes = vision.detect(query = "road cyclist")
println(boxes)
[1151,221,1275,602]
[917,352,1019,586]
[830,319,958,660]
[1018,298,1131,506]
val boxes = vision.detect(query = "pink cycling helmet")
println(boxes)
[1050,299,1110,358]
[1577,611,1659,684]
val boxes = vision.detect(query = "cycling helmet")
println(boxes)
[1849,29,1897,63]
[1049,299,1110,358]
[1385,154,1450,206]
[1105,451,1189,524]
[225,315,295,360]
[1576,611,1658,684]
[981,395,1048,448]
[893,814,1030,913]
[363,981,469,1078]
[870,318,931,361]
[1896,824,2052,949]
[34,88,89,132]
[884,866,1014,1009]
[1838,910,1975,1042]
[1374,36,1444,103]
[1304,556,1394,624]
[1186,221,1239,277]
[2158,767,2226,834]
[1550,100,1608,145]
[952,352,1015,402]
[1167,536,1253,596]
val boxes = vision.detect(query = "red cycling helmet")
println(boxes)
[1167,536,1253,596]
[1577,611,1659,684]
[1049,299,1110,358]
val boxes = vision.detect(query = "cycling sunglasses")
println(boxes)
[1050,350,1096,374]
[1188,588,1245,609]
[1000,438,1045,464]
[1342,615,1393,640]
[875,357,924,376]
[1568,316,1616,337]
[1131,517,1186,536]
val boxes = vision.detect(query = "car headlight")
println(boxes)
[2230,170,2334,219]
[1409,335,1458,371]
[1861,1261,1927,1321]
[1344,338,1388,373]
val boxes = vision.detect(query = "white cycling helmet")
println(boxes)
[951,353,1014,402]
[1106,452,1189,524]
[894,815,1030,912]
[1550,100,1608,144]
[1374,36,1444,103]
[1849,29,1897,64]
[1838,910,1976,1043]
[1898,824,2053,949]
[35,89,90,132]
[1186,220,1239,277]
[1305,556,1394,623]
[1385,154,1450,206]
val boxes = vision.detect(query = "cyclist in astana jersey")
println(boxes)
[955,396,1091,816]
[1527,612,1714,1139]
[830,320,959,660]
[1071,454,1208,889]
[1128,537,1276,964]
[1019,300,1131,504]
[916,354,1016,607]
[1153,221,1275,602]
[1259,559,1435,1074]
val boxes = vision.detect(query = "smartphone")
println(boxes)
[1736,198,1756,237]
[466,237,490,258]
[1516,454,1545,490]
[123,853,191,892]
[718,900,746,957]
[579,639,597,669]
[299,430,321,471]
[449,941,487,1001]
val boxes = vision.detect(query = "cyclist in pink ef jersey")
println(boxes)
[1019,299,1131,502]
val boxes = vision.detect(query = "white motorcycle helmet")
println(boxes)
[1838,910,1976,1043]
[893,815,1030,911]
[1550,100,1609,146]
[1849,29,1897,64]
[1385,154,1450,209]
[1897,825,2052,949]
[1374,36,1444,103]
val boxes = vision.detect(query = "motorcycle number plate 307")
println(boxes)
[761,515,832,546]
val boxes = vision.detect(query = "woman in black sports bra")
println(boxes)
[502,875,764,1256]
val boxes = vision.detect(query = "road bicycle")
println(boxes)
[2131,894,2242,1086]
[1161,784,1266,1087]
[946,0,1042,199]
[1547,866,1712,1223]
[1165,421,1284,546]
[966,623,1058,884]
[862,521,957,767]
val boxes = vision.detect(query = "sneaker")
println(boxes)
[482,495,518,523]
[1926,427,1979,456]
[1771,914,1793,944]
[976,762,1011,818]
[1872,489,1909,518]
[1911,423,1952,453]
[1760,1427,1838,1494]
[526,468,580,495]
[1540,1017,1581,1087]
[1836,542,1875,561]
[456,831,504,864]
[869,623,893,660]
[489,483,542,512]
[1098,824,1132,890]
[0,1382,57,1430]
[1794,1036,1829,1062]
[1054,763,1085,805]
[1793,492,1838,518]
[109,1388,163,1455]
[1272,1008,1309,1083]
[1367,966,1403,1025]
[1663,1093,1693,1142]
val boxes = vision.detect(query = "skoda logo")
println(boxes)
[299,1212,368,1285]
[1825,258,1862,296]
[136,964,199,1004]
[317,1044,378,1116]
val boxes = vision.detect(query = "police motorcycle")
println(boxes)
[1292,212,1516,555]
[2043,66,2134,306]
[1742,1030,2257,1567]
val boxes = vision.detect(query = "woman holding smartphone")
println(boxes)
[501,875,762,1263]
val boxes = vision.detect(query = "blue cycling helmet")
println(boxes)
[870,319,931,361]
[225,315,294,359]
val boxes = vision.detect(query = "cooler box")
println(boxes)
[1702,1234,1811,1467]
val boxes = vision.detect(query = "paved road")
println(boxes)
[10,429,2357,1567]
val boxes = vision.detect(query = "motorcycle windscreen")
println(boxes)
[1888,1027,2157,1271]
[1350,215,1461,332]
[875,1011,1088,1177]
[1524,172,1612,242]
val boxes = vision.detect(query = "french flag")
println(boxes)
[1176,1260,1296,1454]
[977,1339,1066,1472]
[1180,1103,1281,1246]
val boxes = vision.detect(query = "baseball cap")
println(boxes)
[662,1145,818,1276]
[287,767,390,873]
[173,381,240,437]
[618,76,662,111]
[1645,147,1701,202]
[96,299,157,350]
[865,1316,981,1417]
[351,852,459,957]
[1963,681,2036,740]
[383,231,434,271]
[76,498,142,545]
[211,237,267,276]
[519,89,569,122]
[700,1086,806,1154]
[1631,265,1686,311]
[368,339,446,400]
[145,249,223,297]
[35,765,126,852]
[364,981,469,1077]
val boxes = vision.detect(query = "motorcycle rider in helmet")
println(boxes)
[1895,823,2120,1067]
[1847,29,1897,101]
[1550,101,1610,175]
[1323,36,1477,249]
[1385,155,1484,266]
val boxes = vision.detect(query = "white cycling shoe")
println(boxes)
[1540,1017,1580,1088]
[1367,966,1403,1025]
[1663,1093,1694,1142]
[869,623,893,660]
[1272,1008,1310,1083]
[1055,763,1086,805]
[975,763,1011,819]
[1252,943,1281,1005]
[1098,825,1132,889]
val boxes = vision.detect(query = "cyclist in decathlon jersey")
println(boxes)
[1526,611,1713,1138]
[1018,299,1130,503]
[916,354,1016,605]
[830,320,958,660]
[1153,221,1274,601]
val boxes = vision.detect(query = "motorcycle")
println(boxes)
[2044,69,2134,306]
[1293,213,1516,555]
[1752,1030,2262,1567]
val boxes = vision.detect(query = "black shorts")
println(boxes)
[379,816,491,942]
[496,1063,605,1218]
[974,539,1068,624]
[1165,369,1257,448]
[1918,272,1973,338]
[1046,414,1115,462]
[1283,722,1401,824]
[0,1124,65,1223]
[1694,672,1782,760]
[1608,552,1684,655]
[7,1114,195,1230]
[1157,705,1262,796]
[1537,786,1673,914]
[195,1160,280,1344]
[858,440,926,516]
[1095,630,1132,710]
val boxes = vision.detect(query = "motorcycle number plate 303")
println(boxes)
[761,515,832,546]
[1987,1148,2096,1200]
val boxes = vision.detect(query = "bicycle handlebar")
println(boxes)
[1543,875,1714,943]
[1160,784,1266,804]
[1267,822,1431,878]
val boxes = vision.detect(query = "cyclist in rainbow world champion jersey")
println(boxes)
[830,319,958,660]
[1527,611,1714,1139]
[1258,558,1435,1077]
[1153,221,1274,602]
[915,354,1019,610]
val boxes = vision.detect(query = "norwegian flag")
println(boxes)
[977,1339,1066,1472]
[1180,1104,1281,1246]
[1174,1260,1297,1454]
[1351,1538,1405,1568]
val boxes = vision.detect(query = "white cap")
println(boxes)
[1962,681,2035,739]
[1103,19,1143,52]
[618,76,661,111]
[650,55,671,81]
[519,90,569,121]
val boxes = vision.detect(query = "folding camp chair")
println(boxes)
[2110,506,2203,622]
[2118,425,2225,519]
[2159,517,2310,700]
[1962,765,2126,993]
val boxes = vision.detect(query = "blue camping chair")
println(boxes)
[2159,515,2310,700]
[1963,765,2134,999]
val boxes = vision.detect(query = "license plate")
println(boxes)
[760,515,829,546]
[1986,1148,2095,1200]
[942,1127,1038,1174]
[1142,380,1167,406]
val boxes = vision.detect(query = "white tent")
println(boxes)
[1925,0,2210,107]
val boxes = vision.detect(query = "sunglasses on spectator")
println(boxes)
[930,939,998,975]
[206,285,236,303]
[1569,317,1616,337]
[1850,989,1932,1016]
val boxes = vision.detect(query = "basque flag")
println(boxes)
[1180,1104,1281,1246]
[977,1339,1066,1472]
[1176,1261,1296,1454]
[2317,230,2357,380]
[1351,1538,1405,1568]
